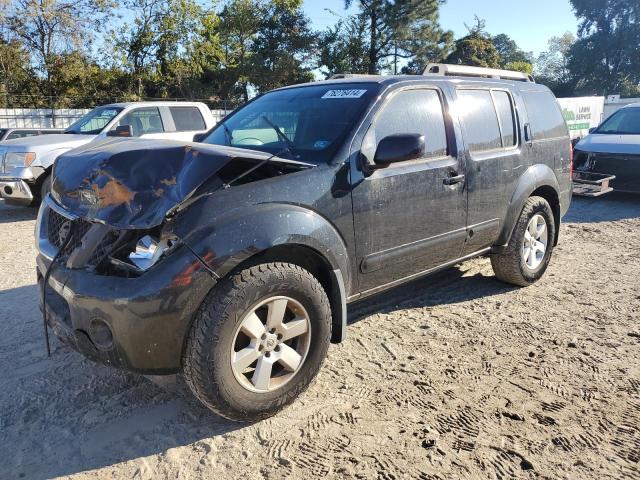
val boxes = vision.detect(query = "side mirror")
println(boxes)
[193,132,206,143]
[588,127,597,134]
[107,125,133,138]
[373,134,425,167]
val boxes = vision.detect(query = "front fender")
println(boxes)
[496,163,560,247]
[179,202,352,294]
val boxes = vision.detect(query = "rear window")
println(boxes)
[493,91,517,147]
[457,89,502,153]
[522,91,567,140]
[170,107,206,131]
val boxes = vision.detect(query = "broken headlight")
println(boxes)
[128,235,173,271]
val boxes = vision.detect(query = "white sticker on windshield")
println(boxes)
[321,89,367,99]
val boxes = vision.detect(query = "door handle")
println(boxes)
[443,174,465,185]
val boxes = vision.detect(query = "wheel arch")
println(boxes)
[496,164,562,249]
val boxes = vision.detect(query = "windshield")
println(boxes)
[0,129,6,140]
[202,83,379,162]
[596,107,640,135]
[64,106,123,135]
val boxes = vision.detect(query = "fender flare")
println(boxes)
[182,202,352,342]
[496,164,560,247]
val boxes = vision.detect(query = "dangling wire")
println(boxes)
[42,220,76,357]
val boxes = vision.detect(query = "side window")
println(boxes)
[7,130,38,140]
[115,107,164,137]
[457,89,502,153]
[522,91,567,140]
[492,90,517,147]
[170,107,206,131]
[371,89,448,159]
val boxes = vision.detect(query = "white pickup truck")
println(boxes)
[0,101,216,206]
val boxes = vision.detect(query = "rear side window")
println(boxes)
[493,91,517,147]
[373,89,448,158]
[522,91,567,140]
[115,107,164,137]
[457,89,502,153]
[6,130,39,140]
[170,107,206,131]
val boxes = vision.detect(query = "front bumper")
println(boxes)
[37,243,217,374]
[0,167,43,205]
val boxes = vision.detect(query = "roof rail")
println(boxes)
[328,73,380,80]
[424,63,535,83]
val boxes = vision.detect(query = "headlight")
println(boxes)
[5,152,36,168]
[129,235,173,271]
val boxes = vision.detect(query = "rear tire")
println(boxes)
[491,196,556,287]
[183,262,331,421]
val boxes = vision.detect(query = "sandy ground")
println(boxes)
[0,194,639,480]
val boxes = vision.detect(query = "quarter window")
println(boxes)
[493,91,517,147]
[115,107,164,137]
[372,89,448,159]
[170,107,206,131]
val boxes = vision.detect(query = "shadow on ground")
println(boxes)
[564,192,640,223]
[0,201,38,223]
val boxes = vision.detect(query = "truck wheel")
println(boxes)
[183,262,331,421]
[491,196,556,287]
[40,174,51,201]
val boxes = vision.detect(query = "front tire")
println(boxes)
[183,262,331,421]
[491,196,556,287]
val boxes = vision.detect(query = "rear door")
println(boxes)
[351,85,467,293]
[457,87,524,254]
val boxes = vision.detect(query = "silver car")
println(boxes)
[0,102,216,205]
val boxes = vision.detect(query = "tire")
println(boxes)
[183,262,332,421]
[491,196,556,287]
[40,174,52,201]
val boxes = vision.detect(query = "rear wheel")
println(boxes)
[491,196,556,287]
[183,262,331,421]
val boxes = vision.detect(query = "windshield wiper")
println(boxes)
[261,115,298,159]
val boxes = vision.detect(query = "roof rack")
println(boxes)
[424,63,535,83]
[328,73,380,80]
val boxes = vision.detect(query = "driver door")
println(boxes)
[351,87,467,293]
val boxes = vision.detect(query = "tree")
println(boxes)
[344,0,451,74]
[0,34,39,106]
[248,0,315,93]
[491,33,532,67]
[568,0,640,96]
[317,15,370,77]
[445,18,500,68]
[3,0,115,101]
[505,60,533,75]
[535,32,575,96]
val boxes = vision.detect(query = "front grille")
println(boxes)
[47,208,92,257]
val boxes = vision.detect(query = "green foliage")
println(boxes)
[535,33,575,96]
[492,34,533,67]
[568,0,640,95]
[505,61,533,75]
[445,19,500,68]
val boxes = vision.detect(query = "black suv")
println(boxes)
[37,65,572,420]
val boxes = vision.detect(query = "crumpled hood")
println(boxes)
[51,138,311,229]
[576,133,640,155]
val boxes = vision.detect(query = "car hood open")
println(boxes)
[51,138,313,229]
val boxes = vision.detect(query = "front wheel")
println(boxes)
[491,196,556,287]
[183,262,331,421]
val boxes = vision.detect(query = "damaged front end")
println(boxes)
[41,138,312,277]
[36,138,313,372]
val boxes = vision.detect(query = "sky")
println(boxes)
[303,0,578,56]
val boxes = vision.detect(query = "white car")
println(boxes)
[0,102,216,205]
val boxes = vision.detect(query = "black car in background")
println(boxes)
[36,64,572,421]
[574,103,640,194]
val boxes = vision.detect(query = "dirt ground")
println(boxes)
[0,194,639,480]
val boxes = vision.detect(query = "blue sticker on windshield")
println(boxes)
[313,140,330,149]
[321,89,367,99]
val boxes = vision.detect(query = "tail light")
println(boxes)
[569,142,574,176]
